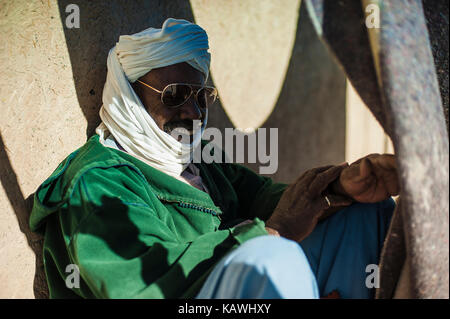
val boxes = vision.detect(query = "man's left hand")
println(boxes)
[332,154,400,203]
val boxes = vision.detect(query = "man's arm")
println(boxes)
[266,154,399,241]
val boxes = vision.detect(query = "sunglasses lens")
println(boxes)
[197,87,218,109]
[162,84,192,107]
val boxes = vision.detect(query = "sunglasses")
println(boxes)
[136,80,219,109]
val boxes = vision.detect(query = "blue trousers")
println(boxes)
[196,199,395,299]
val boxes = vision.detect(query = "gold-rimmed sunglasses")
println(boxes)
[136,80,219,109]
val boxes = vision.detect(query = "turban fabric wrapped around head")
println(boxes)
[96,18,211,178]
[116,18,211,83]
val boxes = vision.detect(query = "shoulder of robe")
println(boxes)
[29,135,147,232]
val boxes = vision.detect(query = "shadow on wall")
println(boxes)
[246,3,346,182]
[0,133,48,298]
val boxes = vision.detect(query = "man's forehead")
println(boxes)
[139,62,205,86]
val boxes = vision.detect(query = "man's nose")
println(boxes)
[179,96,203,120]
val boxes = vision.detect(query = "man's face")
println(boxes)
[131,62,206,140]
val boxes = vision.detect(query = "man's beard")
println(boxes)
[163,119,195,135]
[164,119,203,143]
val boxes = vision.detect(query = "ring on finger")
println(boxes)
[324,195,331,208]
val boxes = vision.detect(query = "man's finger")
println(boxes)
[294,165,334,189]
[359,158,374,180]
[313,194,352,212]
[313,196,330,212]
[308,163,348,196]
[369,154,399,196]
[379,167,400,196]
[327,194,354,207]
[368,154,397,170]
[385,178,400,196]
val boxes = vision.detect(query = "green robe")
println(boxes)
[29,135,287,298]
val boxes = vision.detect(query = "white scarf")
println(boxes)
[96,18,210,178]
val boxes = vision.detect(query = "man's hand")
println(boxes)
[331,153,399,203]
[266,163,353,242]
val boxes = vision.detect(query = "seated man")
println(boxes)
[29,18,398,299]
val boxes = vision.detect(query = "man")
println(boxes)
[29,18,398,299]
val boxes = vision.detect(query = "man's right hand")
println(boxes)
[265,163,352,242]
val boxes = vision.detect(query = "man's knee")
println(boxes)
[334,198,395,226]
[225,236,317,285]
[225,235,311,270]
[213,235,319,298]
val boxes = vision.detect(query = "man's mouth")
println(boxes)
[164,120,196,135]
[171,127,194,136]
[163,120,203,135]
[164,120,203,142]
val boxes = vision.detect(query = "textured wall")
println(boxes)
[255,3,346,182]
[190,0,301,131]
[0,0,87,298]
[203,2,346,182]
[0,0,346,298]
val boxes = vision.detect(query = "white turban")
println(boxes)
[117,18,210,83]
[96,18,211,178]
